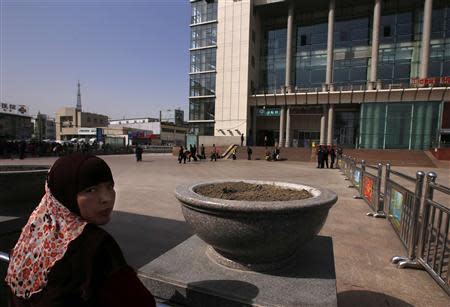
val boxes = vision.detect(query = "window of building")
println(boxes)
[191,23,217,49]
[300,35,307,46]
[190,48,216,72]
[191,0,217,25]
[252,30,256,43]
[189,122,214,136]
[189,98,215,121]
[383,26,391,37]
[189,73,216,96]
[261,27,287,92]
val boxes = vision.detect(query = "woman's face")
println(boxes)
[76,181,116,225]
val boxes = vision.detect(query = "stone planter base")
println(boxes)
[139,235,337,307]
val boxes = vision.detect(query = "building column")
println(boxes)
[369,0,382,90]
[327,105,334,145]
[320,107,327,145]
[252,107,257,146]
[279,106,285,147]
[420,0,433,79]
[285,1,294,92]
[325,0,335,91]
[285,107,291,147]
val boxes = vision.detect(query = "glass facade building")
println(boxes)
[189,0,218,136]
[249,0,450,150]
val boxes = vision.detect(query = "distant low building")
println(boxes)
[55,107,109,141]
[33,112,56,141]
[0,103,33,140]
[109,116,188,146]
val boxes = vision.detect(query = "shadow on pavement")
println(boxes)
[338,290,414,307]
[103,210,193,269]
[169,280,259,307]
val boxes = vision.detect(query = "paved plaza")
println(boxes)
[2,154,449,306]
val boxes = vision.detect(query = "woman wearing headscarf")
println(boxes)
[5,153,156,307]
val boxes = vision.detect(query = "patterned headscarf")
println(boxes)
[5,185,87,298]
[5,154,114,298]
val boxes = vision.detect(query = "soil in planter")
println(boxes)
[195,182,312,201]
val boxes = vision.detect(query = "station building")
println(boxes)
[188,0,450,149]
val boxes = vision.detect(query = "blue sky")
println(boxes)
[0,0,191,120]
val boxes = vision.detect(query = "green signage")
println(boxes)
[257,108,280,117]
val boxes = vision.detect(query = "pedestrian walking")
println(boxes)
[231,147,237,160]
[192,144,198,161]
[200,144,206,160]
[240,134,244,146]
[210,144,217,162]
[178,146,186,164]
[135,145,143,162]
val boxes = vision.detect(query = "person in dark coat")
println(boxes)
[178,146,186,164]
[200,144,206,160]
[5,153,156,307]
[323,146,329,168]
[192,145,198,161]
[135,145,143,162]
[330,146,336,169]
[240,134,244,146]
[317,145,324,168]
[247,146,252,160]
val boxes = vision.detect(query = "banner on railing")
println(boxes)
[354,169,361,188]
[363,175,374,204]
[389,187,405,231]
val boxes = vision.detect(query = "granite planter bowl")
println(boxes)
[0,165,50,217]
[175,180,338,271]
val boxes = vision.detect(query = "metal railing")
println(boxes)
[337,156,450,296]
[337,155,384,217]
[416,173,450,296]
[386,164,425,269]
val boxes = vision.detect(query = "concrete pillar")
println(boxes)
[285,2,295,92]
[285,107,291,147]
[420,0,433,79]
[327,105,334,145]
[279,107,285,147]
[369,0,382,90]
[320,107,327,145]
[325,0,335,89]
[252,107,257,146]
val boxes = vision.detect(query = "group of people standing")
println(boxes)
[316,145,342,169]
[178,144,210,164]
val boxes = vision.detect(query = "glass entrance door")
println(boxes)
[293,130,320,148]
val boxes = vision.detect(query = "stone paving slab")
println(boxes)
[1,155,449,306]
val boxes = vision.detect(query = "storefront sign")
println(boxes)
[411,76,450,87]
[257,108,280,117]
[77,128,97,135]
[0,103,29,116]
